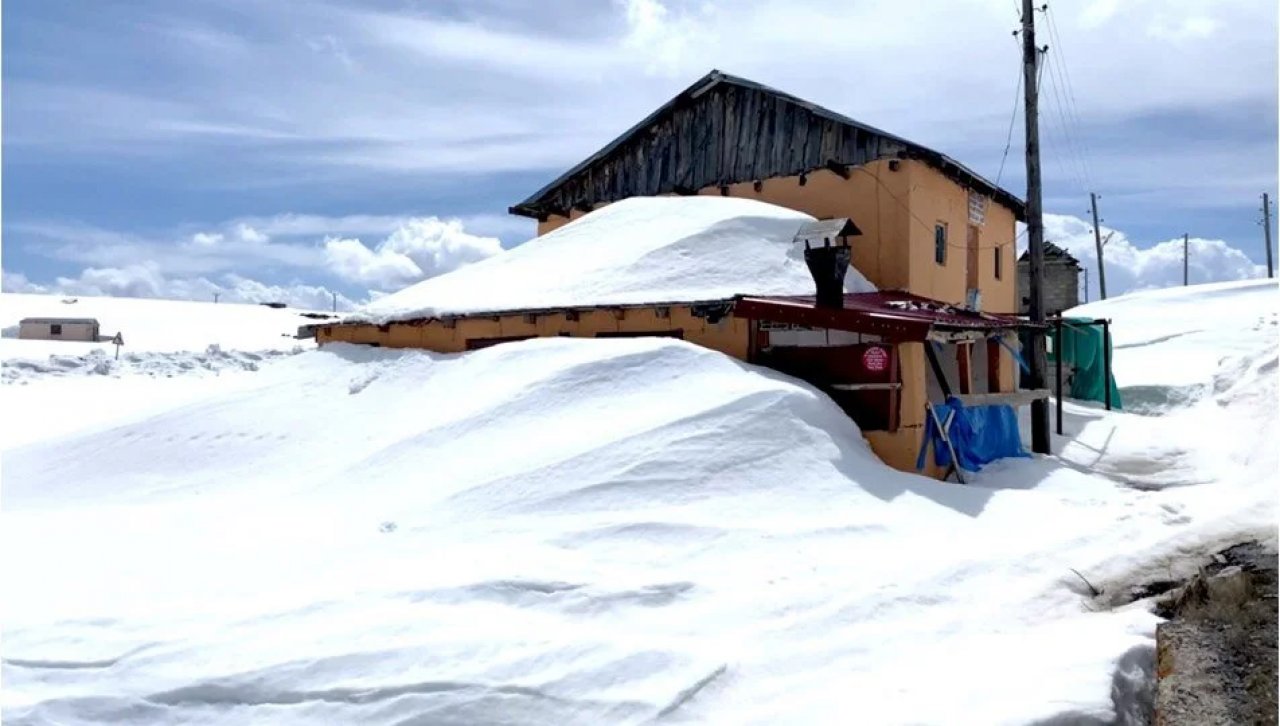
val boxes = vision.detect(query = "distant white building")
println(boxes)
[18,318,101,342]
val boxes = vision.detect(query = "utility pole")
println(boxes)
[1089,192,1107,299]
[214,292,220,304]
[1022,0,1050,454]
[332,291,338,313]
[1082,267,1089,303]
[1183,233,1189,286]
[1263,193,1274,279]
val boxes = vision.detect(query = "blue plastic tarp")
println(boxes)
[916,397,1030,473]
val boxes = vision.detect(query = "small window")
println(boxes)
[994,246,1003,279]
[50,324,63,336]
[934,224,947,265]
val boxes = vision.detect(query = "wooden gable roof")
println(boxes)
[511,70,1026,222]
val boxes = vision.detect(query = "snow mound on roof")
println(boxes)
[353,196,875,323]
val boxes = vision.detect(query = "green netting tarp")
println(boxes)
[1049,317,1122,409]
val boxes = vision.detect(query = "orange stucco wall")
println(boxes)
[318,305,749,359]
[902,161,1017,314]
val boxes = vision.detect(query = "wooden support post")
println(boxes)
[887,345,901,432]
[1102,319,1113,411]
[1055,318,1064,435]
[925,342,952,398]
[986,337,1002,392]
[956,342,973,395]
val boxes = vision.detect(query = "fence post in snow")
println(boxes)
[1263,193,1274,279]
[1102,320,1112,412]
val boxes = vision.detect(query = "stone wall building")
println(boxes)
[1017,242,1082,316]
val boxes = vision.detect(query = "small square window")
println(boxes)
[50,324,63,335]
[994,246,1003,279]
[934,224,947,265]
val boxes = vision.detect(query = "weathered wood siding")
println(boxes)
[523,83,910,219]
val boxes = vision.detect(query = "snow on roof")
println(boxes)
[351,196,875,324]
[19,317,100,325]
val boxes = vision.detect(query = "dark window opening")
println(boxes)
[50,324,63,335]
[756,343,900,432]
[465,335,535,351]
[934,224,947,266]
[594,330,684,339]
[994,246,1003,279]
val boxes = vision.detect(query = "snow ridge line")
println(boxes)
[2,345,306,382]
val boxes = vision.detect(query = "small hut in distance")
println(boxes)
[18,317,101,342]
[1017,242,1082,316]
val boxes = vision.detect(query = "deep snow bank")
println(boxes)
[1067,279,1278,411]
[353,196,875,323]
[4,338,1202,725]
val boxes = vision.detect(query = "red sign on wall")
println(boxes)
[862,345,890,373]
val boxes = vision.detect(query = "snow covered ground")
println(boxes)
[2,281,1276,725]
[1,292,327,357]
[1,293,322,447]
[354,196,875,324]
[1070,279,1278,411]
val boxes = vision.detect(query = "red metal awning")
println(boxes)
[734,291,1039,342]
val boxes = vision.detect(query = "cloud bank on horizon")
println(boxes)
[2,0,1275,308]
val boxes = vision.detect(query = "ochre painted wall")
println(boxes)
[902,160,1018,314]
[318,305,749,360]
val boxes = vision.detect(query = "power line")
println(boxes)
[995,43,1024,187]
[853,168,1024,251]
[1043,49,1090,192]
[1036,46,1077,190]
[1044,6,1096,189]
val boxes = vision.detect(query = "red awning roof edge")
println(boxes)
[734,291,1040,342]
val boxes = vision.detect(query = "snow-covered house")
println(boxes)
[510,70,1025,314]
[319,71,1040,476]
[319,197,1035,477]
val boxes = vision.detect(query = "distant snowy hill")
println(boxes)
[1,292,330,356]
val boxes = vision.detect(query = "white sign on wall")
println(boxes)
[968,192,988,226]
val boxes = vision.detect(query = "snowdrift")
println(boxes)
[4,337,1223,725]
[0,292,327,356]
[1068,279,1278,411]
[354,196,875,324]
[3,281,1275,725]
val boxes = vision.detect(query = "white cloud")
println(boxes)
[2,264,357,311]
[12,213,511,291]
[323,217,503,291]
[1031,213,1267,298]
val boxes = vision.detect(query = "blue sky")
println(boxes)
[3,0,1277,308]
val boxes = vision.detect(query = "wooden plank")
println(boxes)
[743,89,763,181]
[704,90,722,187]
[830,382,903,391]
[770,97,785,175]
[952,389,1050,407]
[986,337,1001,392]
[723,86,739,181]
[957,342,973,395]
[887,344,901,432]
